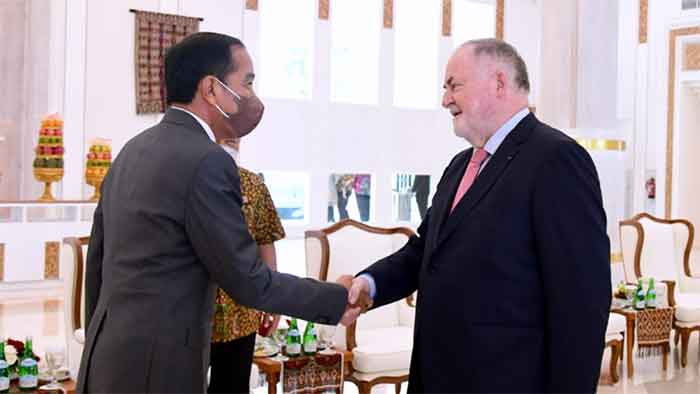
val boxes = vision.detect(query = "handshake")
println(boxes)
[336,275,373,327]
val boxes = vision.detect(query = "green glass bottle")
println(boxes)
[18,337,38,390]
[646,277,657,308]
[302,322,318,356]
[0,341,9,393]
[634,279,646,310]
[286,319,302,357]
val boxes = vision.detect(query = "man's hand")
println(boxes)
[336,275,372,326]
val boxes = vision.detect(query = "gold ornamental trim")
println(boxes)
[639,0,648,44]
[383,0,393,29]
[319,0,330,20]
[0,243,4,281]
[442,0,452,37]
[496,0,504,40]
[575,138,626,151]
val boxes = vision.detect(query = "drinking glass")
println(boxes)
[39,345,65,390]
[271,328,289,361]
[317,324,337,354]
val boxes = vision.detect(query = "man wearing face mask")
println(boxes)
[77,32,362,393]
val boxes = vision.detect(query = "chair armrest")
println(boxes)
[346,322,358,351]
[405,294,415,308]
[661,280,676,307]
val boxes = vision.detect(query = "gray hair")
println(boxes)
[464,38,530,93]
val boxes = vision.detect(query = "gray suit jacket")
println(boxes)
[76,109,347,393]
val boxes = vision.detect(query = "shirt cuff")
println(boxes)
[357,273,377,300]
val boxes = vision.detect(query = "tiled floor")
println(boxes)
[598,337,700,394]
[3,298,699,393]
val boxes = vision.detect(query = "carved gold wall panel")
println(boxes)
[44,241,60,279]
[683,43,700,70]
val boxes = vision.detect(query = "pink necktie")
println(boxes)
[451,148,489,213]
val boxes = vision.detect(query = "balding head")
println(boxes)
[459,39,530,93]
[442,39,530,147]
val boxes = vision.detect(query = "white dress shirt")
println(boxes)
[171,106,217,143]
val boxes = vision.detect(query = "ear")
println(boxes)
[495,70,507,97]
[200,76,218,106]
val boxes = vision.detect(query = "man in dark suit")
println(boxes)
[77,33,358,393]
[345,39,611,393]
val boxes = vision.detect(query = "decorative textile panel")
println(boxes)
[133,10,200,114]
[281,353,344,393]
[637,307,673,357]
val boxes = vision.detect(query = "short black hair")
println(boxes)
[164,32,245,105]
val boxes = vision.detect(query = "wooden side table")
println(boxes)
[611,306,675,378]
[254,350,353,394]
[9,378,75,394]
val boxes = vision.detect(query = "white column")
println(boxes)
[62,0,88,200]
[537,0,578,129]
[576,0,619,130]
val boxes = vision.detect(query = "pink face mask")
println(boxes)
[213,78,265,137]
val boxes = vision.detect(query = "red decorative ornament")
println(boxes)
[646,177,656,199]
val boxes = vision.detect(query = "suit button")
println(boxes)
[428,266,437,274]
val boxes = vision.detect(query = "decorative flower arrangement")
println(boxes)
[4,339,40,379]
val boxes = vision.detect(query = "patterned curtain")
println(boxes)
[133,10,200,114]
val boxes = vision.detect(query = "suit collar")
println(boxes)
[431,113,538,252]
[483,107,530,156]
[170,106,217,143]
[161,107,216,143]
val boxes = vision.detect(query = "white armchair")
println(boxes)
[305,219,415,394]
[60,236,88,379]
[619,213,700,367]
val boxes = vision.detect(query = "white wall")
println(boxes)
[504,0,541,107]
[61,0,471,236]
[626,0,700,218]
[576,0,619,131]
[537,0,578,129]
[676,84,700,247]
[79,0,245,197]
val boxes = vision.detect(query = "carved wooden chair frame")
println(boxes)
[305,219,415,394]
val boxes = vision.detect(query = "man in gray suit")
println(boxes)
[77,33,360,393]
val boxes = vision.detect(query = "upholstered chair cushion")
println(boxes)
[352,326,413,373]
[607,313,626,335]
[675,293,700,322]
